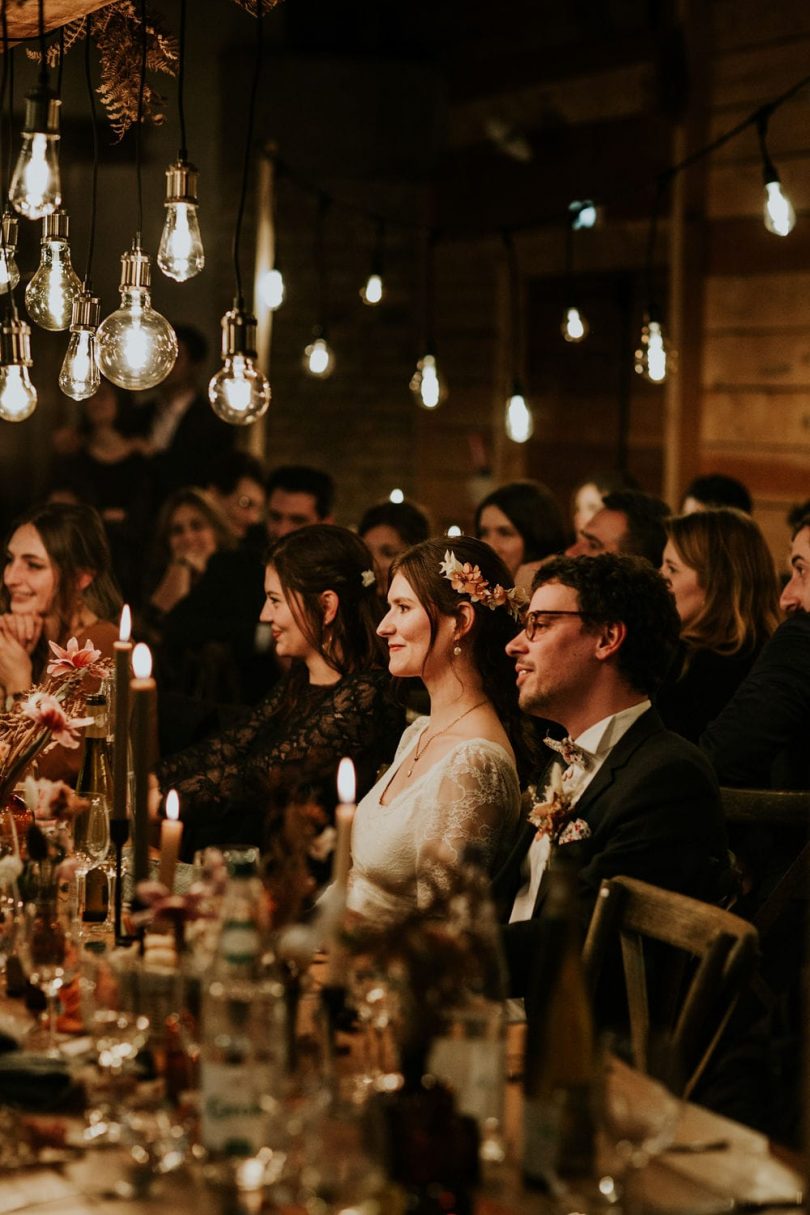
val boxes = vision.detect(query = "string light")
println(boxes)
[303,329,335,378]
[97,243,178,390]
[9,1,60,219]
[259,265,285,310]
[0,314,36,421]
[360,218,385,306]
[303,193,335,378]
[59,291,101,400]
[209,303,270,423]
[446,524,462,538]
[25,209,81,331]
[502,230,534,441]
[389,487,404,503]
[757,112,795,237]
[211,0,270,423]
[0,212,19,291]
[561,305,588,343]
[634,314,669,384]
[569,199,598,230]
[410,352,446,410]
[561,205,589,344]
[158,0,204,281]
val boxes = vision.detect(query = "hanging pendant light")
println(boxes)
[209,303,270,423]
[97,243,177,390]
[0,313,37,421]
[25,209,82,331]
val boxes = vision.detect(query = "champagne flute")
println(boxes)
[72,794,111,923]
[18,898,78,1056]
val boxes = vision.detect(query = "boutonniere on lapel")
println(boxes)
[525,764,592,847]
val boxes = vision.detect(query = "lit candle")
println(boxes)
[112,605,132,822]
[131,642,156,886]
[331,757,356,892]
[158,789,183,892]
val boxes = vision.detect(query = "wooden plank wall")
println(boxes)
[701,0,810,561]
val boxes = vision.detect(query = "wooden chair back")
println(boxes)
[582,875,759,1099]
[720,787,810,937]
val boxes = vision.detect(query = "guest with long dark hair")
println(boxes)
[475,480,568,579]
[153,524,404,856]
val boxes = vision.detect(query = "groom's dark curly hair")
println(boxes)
[532,553,680,695]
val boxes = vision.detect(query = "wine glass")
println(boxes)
[594,1043,682,1212]
[79,951,151,1144]
[72,794,111,924]
[18,898,78,1056]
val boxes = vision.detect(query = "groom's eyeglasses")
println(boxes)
[522,610,586,641]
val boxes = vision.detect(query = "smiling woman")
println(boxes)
[0,501,122,778]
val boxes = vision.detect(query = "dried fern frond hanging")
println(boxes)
[27,1,178,141]
[230,0,282,13]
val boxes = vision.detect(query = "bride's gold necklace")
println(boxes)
[405,699,488,778]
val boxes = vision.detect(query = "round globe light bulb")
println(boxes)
[209,353,271,425]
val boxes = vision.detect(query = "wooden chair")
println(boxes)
[582,875,759,1099]
[720,787,810,938]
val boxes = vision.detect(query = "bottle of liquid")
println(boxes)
[522,856,596,1191]
[199,849,283,1159]
[74,693,113,923]
[428,845,508,1161]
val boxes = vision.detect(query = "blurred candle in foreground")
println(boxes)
[331,757,356,891]
[158,789,183,892]
[112,605,132,822]
[131,642,155,885]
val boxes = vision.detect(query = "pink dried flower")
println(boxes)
[22,693,92,749]
[46,637,105,679]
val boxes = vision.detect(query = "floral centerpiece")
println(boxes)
[0,638,110,809]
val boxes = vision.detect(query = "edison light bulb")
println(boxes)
[97,244,178,391]
[0,317,37,422]
[0,213,20,292]
[561,306,588,343]
[360,273,383,306]
[570,199,598,230]
[158,161,205,282]
[25,210,82,331]
[410,353,446,410]
[9,90,61,220]
[59,292,101,401]
[763,179,796,237]
[208,305,270,425]
[303,334,335,378]
[505,391,534,443]
[635,318,668,384]
[389,487,404,504]
[259,267,285,310]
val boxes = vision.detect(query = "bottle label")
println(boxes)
[220,919,260,967]
[200,1060,271,1155]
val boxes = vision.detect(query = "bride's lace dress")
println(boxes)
[347,716,521,921]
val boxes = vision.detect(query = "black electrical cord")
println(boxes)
[0,0,17,321]
[501,229,522,388]
[315,192,330,333]
[135,0,147,244]
[83,14,99,288]
[232,0,263,309]
[176,0,188,162]
[56,25,65,98]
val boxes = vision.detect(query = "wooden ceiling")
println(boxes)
[8,1,112,42]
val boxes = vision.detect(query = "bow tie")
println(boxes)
[544,734,591,769]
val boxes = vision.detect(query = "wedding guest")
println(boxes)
[358,497,431,595]
[475,480,568,580]
[701,514,810,790]
[206,450,267,543]
[0,502,122,779]
[495,553,730,1013]
[158,465,335,719]
[681,473,752,515]
[347,536,529,922]
[566,488,669,566]
[144,488,234,625]
[152,525,403,857]
[570,470,638,536]
[657,509,780,742]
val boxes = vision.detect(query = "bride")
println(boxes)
[347,536,528,920]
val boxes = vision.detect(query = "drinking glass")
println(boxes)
[79,951,151,1143]
[72,794,111,922]
[18,898,78,1056]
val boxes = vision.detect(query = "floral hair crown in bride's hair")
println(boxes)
[439,550,528,622]
[361,569,377,589]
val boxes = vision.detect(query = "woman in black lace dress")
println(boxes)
[153,525,404,858]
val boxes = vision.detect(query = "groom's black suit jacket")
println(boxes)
[492,707,731,1011]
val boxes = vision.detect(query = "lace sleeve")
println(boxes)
[415,742,520,906]
[154,678,287,807]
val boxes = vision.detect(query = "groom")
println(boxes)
[494,553,731,1008]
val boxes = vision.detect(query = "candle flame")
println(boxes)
[337,756,356,804]
[119,604,132,642]
[132,642,152,679]
[165,789,179,822]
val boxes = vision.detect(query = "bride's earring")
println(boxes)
[453,641,462,657]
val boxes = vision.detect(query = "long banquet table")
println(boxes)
[0,1005,804,1215]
